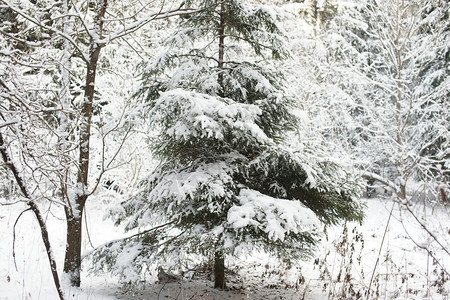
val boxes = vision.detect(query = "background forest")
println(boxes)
[0,0,448,299]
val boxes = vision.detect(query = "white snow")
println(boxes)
[1,197,448,299]
[228,189,320,241]
[150,161,234,205]
[151,89,271,145]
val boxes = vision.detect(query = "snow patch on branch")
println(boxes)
[150,89,271,144]
[228,189,320,242]
[151,161,233,205]
[0,119,19,129]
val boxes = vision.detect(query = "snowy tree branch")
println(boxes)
[107,5,199,42]
[0,1,89,63]
[0,120,18,129]
[361,171,399,195]
[0,131,65,300]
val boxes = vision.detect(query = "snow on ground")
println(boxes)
[0,197,448,299]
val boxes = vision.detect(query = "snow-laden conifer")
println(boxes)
[97,0,365,289]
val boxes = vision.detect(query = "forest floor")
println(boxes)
[0,197,448,299]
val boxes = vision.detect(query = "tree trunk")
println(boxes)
[214,250,226,289]
[63,211,83,287]
[62,0,107,287]
[214,3,226,290]
[217,0,225,96]
[399,183,406,200]
[440,187,448,203]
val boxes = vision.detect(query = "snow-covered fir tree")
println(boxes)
[95,0,364,289]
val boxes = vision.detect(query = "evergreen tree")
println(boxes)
[101,0,364,289]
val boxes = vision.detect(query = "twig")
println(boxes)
[403,203,450,257]
[399,208,450,278]
[12,208,31,271]
[81,220,175,259]
[301,280,310,300]
[188,291,200,300]
[83,205,95,249]
[0,199,26,206]
[174,279,182,300]
[0,120,18,129]
[158,279,169,300]
[366,201,395,300]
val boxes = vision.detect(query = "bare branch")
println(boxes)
[12,208,31,271]
[0,131,65,300]
[399,208,450,278]
[403,202,450,257]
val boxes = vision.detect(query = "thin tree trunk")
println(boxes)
[63,0,108,287]
[399,183,406,200]
[217,0,225,97]
[440,188,448,203]
[213,2,226,290]
[214,250,226,289]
